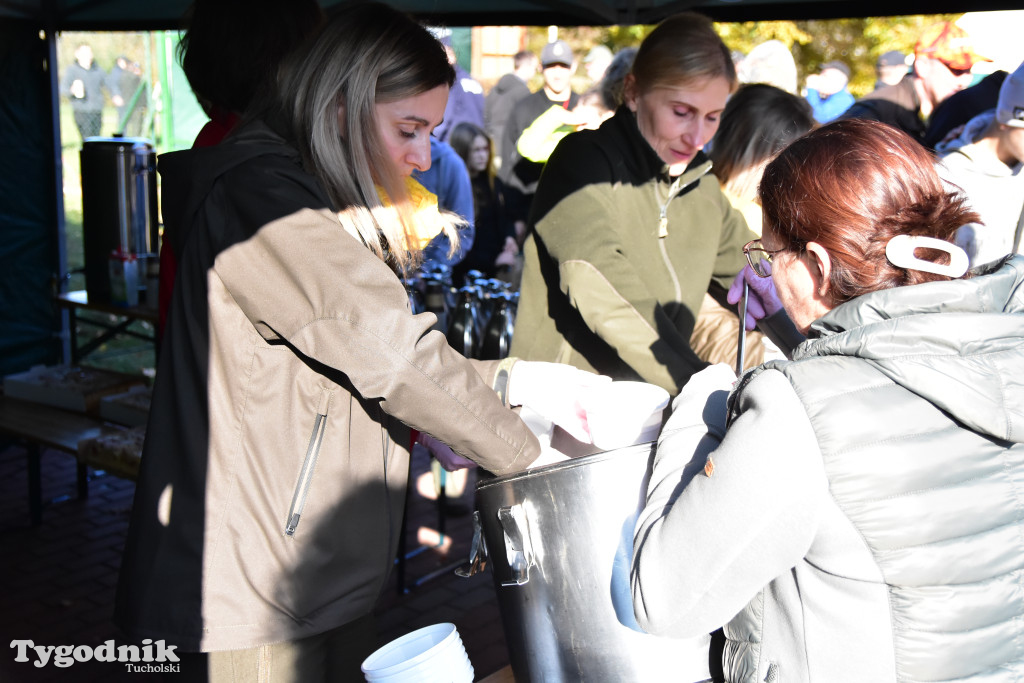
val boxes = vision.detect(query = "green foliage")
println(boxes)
[529,13,962,99]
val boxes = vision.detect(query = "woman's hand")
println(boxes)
[494,237,519,268]
[418,433,478,472]
[727,264,784,331]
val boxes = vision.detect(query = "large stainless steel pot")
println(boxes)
[471,444,710,682]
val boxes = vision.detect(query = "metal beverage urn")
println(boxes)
[80,136,158,305]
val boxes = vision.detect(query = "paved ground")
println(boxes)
[0,439,509,682]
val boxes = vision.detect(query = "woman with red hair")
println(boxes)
[632,119,1024,682]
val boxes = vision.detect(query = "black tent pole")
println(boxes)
[43,0,71,364]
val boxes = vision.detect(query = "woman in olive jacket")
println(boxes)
[511,13,755,395]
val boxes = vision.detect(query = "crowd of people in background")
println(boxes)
[60,43,148,142]
[59,18,1024,285]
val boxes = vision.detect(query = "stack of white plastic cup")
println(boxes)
[361,623,474,683]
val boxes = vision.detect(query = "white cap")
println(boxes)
[996,61,1024,128]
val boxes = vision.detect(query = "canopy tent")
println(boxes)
[0,0,1006,377]
[0,0,1010,28]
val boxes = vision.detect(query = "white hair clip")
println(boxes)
[885,235,968,278]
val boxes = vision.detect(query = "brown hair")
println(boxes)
[630,12,736,95]
[710,83,815,202]
[759,119,979,304]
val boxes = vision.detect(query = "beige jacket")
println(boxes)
[115,122,539,651]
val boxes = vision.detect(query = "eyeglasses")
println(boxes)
[941,61,972,78]
[743,239,786,278]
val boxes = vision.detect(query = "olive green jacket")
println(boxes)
[511,107,754,393]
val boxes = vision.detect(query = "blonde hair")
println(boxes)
[272,2,459,275]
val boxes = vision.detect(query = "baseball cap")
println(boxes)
[820,60,851,80]
[996,61,1024,128]
[541,40,574,68]
[584,45,612,64]
[914,22,990,73]
[877,50,906,68]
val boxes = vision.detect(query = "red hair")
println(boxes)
[758,119,980,304]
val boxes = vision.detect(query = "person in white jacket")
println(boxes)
[936,59,1024,268]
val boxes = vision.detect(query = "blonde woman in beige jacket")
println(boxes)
[115,5,602,680]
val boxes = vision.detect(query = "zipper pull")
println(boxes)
[658,211,668,238]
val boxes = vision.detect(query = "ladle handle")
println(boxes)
[736,282,749,375]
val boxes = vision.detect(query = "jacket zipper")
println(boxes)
[285,389,331,536]
[656,174,694,300]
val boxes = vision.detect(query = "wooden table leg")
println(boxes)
[77,461,89,499]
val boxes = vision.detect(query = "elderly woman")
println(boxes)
[511,12,755,395]
[632,118,1024,681]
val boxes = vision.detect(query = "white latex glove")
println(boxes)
[418,433,478,472]
[508,361,612,443]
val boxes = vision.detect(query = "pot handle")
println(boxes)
[497,504,534,586]
[455,510,489,578]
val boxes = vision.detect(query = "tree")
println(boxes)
[531,13,962,99]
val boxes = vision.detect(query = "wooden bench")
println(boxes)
[0,394,140,525]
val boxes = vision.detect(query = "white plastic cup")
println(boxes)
[361,623,474,683]
[581,381,670,451]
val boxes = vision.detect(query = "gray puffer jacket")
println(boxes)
[633,257,1024,682]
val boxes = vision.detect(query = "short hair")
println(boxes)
[178,0,324,115]
[710,83,815,201]
[513,50,537,70]
[759,119,980,302]
[631,12,736,96]
[600,47,637,110]
[270,2,457,273]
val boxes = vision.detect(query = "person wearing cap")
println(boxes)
[874,50,908,90]
[840,21,989,147]
[499,39,579,244]
[632,118,1024,683]
[583,44,613,83]
[804,59,855,123]
[936,60,1024,269]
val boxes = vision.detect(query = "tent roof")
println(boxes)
[2,0,1004,30]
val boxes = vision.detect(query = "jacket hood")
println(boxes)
[934,109,995,155]
[158,121,306,256]
[796,257,1024,442]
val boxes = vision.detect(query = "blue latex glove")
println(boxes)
[726,264,783,331]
